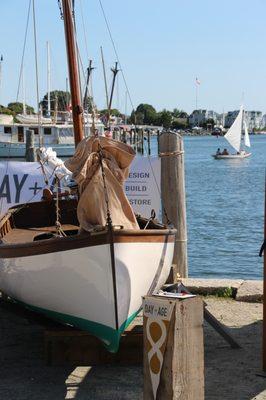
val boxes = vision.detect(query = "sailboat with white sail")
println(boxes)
[0,0,176,352]
[212,106,251,159]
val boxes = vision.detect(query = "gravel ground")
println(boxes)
[0,297,265,400]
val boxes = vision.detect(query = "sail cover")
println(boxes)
[244,120,251,147]
[224,107,243,152]
[65,136,139,231]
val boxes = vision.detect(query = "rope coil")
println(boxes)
[159,150,184,158]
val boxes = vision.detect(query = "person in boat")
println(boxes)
[222,148,229,155]
[216,148,221,155]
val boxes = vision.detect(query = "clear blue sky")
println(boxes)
[0,0,266,114]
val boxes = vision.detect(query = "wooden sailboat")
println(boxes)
[0,0,176,352]
[212,106,251,159]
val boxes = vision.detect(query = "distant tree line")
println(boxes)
[129,104,189,129]
[0,102,34,116]
[0,93,190,129]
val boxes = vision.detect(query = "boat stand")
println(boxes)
[204,304,241,349]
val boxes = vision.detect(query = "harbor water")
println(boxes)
[150,134,265,279]
[184,135,265,280]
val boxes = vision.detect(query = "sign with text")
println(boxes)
[0,157,161,218]
[143,296,175,399]
[0,162,53,216]
[125,156,161,219]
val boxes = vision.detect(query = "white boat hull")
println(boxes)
[212,152,251,159]
[0,142,75,158]
[0,238,174,351]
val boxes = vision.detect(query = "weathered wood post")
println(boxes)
[159,131,188,279]
[137,129,141,153]
[143,295,204,400]
[25,129,37,161]
[141,129,144,155]
[147,130,151,155]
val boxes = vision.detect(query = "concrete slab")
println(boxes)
[250,389,266,400]
[235,280,263,302]
[181,278,244,297]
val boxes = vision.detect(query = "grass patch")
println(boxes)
[215,287,233,298]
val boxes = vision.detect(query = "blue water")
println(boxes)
[185,135,266,279]
[150,135,265,279]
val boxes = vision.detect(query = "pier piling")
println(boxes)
[25,129,37,162]
[159,131,188,279]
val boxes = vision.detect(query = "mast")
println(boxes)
[0,55,3,106]
[125,91,127,124]
[61,0,84,145]
[83,59,94,112]
[100,46,109,110]
[22,66,26,115]
[107,61,119,126]
[47,41,51,117]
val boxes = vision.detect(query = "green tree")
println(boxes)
[172,118,188,130]
[202,118,215,129]
[40,90,71,114]
[7,102,34,115]
[129,110,144,125]
[135,104,157,124]
[84,96,94,113]
[0,105,13,115]
[157,109,172,128]
[99,108,122,117]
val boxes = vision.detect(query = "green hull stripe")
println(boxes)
[16,299,139,353]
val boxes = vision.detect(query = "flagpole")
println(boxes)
[196,82,198,110]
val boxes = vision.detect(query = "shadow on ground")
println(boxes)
[0,297,265,400]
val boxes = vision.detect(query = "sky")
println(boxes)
[0,0,266,115]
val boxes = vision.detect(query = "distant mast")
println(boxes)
[47,41,51,117]
[0,55,3,107]
[22,66,26,115]
[61,0,84,145]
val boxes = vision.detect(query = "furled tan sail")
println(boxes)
[65,136,139,231]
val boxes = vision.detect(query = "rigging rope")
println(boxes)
[98,0,173,224]
[0,0,32,215]
[98,143,112,227]
[32,0,42,147]
[16,0,32,103]
[79,0,89,60]
[98,0,135,113]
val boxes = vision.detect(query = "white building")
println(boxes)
[225,110,262,131]
[189,109,220,127]
[261,114,266,129]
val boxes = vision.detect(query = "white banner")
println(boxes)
[0,162,54,216]
[125,156,161,219]
[0,157,161,219]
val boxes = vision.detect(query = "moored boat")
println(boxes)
[212,106,251,160]
[0,0,176,352]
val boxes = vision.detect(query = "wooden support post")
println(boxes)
[137,130,141,153]
[159,131,188,279]
[141,129,144,154]
[143,296,204,400]
[25,129,36,161]
[147,130,151,155]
